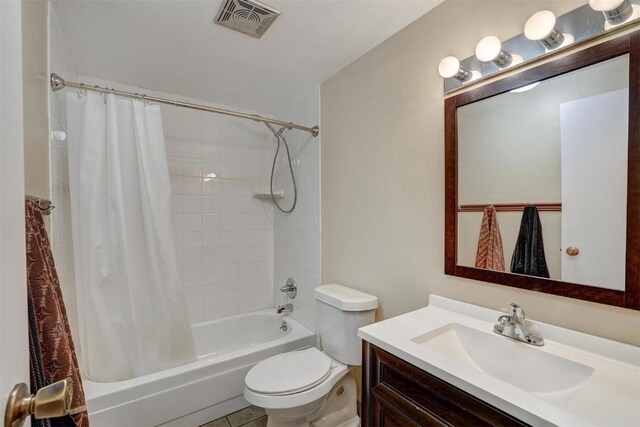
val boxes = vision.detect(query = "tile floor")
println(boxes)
[201,405,267,427]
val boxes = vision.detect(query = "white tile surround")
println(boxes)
[273,87,321,331]
[49,4,321,331]
[162,102,276,322]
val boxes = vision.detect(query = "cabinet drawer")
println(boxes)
[372,383,450,427]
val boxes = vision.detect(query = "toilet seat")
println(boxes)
[245,347,332,396]
[244,349,350,410]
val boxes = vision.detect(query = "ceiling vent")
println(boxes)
[214,0,281,39]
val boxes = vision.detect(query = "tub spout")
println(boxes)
[276,303,293,314]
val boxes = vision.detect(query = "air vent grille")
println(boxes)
[214,0,281,39]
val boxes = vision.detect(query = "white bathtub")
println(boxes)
[83,309,315,427]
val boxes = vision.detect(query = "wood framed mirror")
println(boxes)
[445,31,640,310]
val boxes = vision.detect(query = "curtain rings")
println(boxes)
[134,93,149,105]
[76,83,87,100]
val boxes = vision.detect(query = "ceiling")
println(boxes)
[52,0,444,113]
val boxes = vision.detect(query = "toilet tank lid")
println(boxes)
[314,284,378,311]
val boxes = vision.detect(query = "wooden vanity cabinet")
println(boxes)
[361,341,530,427]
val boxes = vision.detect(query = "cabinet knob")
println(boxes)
[566,246,580,256]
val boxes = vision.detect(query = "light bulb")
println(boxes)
[590,0,626,9]
[510,82,540,93]
[589,0,634,25]
[475,36,513,68]
[438,56,471,82]
[524,10,566,50]
[438,56,460,78]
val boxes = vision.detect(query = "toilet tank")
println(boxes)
[314,284,378,366]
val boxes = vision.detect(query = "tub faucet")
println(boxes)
[276,303,293,314]
[493,302,544,346]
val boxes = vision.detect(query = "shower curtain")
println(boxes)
[67,91,196,382]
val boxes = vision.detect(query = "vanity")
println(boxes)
[358,296,640,427]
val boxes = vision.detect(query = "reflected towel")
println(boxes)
[475,205,505,271]
[25,200,89,427]
[510,206,550,278]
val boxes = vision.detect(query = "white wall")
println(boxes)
[22,0,49,200]
[160,98,275,322]
[321,0,640,346]
[273,87,321,331]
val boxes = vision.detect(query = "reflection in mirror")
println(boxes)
[456,54,629,291]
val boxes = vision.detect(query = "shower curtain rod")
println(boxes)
[50,73,320,137]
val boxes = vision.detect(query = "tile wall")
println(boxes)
[272,87,321,331]
[162,103,276,322]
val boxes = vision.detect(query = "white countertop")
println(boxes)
[358,295,640,427]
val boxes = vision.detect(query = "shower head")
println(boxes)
[265,122,286,137]
[214,0,281,39]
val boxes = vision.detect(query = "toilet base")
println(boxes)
[264,375,359,427]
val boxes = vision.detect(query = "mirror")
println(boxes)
[458,55,628,289]
[445,32,640,310]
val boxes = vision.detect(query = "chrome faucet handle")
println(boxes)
[280,278,297,298]
[497,315,514,326]
[505,302,525,321]
[494,304,544,346]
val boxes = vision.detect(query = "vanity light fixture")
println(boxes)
[589,0,636,26]
[524,10,574,50]
[438,56,472,82]
[475,36,520,68]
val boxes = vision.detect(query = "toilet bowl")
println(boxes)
[244,284,378,427]
[244,348,358,427]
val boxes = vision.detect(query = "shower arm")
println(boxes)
[50,73,320,138]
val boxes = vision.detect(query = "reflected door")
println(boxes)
[560,88,628,290]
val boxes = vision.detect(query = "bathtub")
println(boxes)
[83,309,315,427]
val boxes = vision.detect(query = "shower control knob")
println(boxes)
[280,278,297,298]
[566,246,580,256]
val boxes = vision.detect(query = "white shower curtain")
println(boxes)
[66,91,196,382]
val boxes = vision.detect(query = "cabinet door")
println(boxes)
[371,383,449,427]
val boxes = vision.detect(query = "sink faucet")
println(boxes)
[276,303,293,314]
[493,302,544,346]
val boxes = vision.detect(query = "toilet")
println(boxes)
[244,284,378,427]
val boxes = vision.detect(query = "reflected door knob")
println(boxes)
[566,246,580,256]
[4,379,72,427]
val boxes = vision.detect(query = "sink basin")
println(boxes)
[412,323,595,395]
